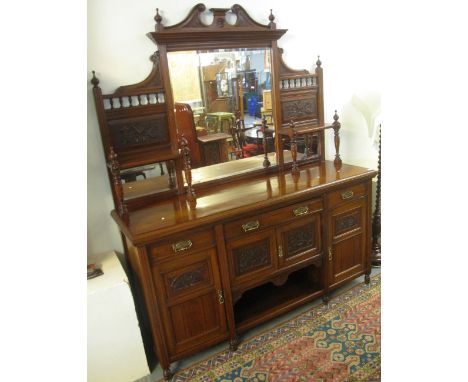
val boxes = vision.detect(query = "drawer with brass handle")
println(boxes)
[327,183,365,207]
[224,199,323,240]
[148,229,215,262]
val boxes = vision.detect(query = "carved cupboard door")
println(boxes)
[226,228,278,288]
[276,213,322,268]
[328,198,367,288]
[151,248,228,358]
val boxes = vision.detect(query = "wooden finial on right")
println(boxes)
[332,110,342,167]
[316,55,322,68]
[268,9,276,28]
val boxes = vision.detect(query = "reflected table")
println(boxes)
[205,112,236,134]
[197,133,231,166]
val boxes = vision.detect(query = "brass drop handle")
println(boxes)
[172,240,193,253]
[242,220,260,232]
[278,245,283,258]
[293,206,309,216]
[341,190,354,200]
[328,247,333,261]
[217,290,225,304]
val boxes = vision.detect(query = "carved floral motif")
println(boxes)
[335,211,361,235]
[285,223,316,257]
[282,99,317,120]
[169,265,207,292]
[110,116,169,148]
[234,240,270,276]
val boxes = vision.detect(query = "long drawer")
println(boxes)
[224,198,323,240]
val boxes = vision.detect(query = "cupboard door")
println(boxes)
[151,248,228,357]
[226,228,277,287]
[276,213,322,268]
[328,198,367,288]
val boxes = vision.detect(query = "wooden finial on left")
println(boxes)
[91,71,99,88]
[316,55,322,68]
[107,147,128,220]
[154,8,163,30]
[180,135,196,201]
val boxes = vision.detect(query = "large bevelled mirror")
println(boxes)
[167,47,275,182]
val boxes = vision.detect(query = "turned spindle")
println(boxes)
[372,125,381,266]
[107,147,128,219]
[290,119,299,174]
[262,117,271,168]
[332,110,342,166]
[154,8,163,31]
[179,135,196,201]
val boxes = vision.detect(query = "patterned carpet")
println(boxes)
[162,275,380,382]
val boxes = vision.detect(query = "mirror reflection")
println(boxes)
[168,48,275,172]
[121,160,177,200]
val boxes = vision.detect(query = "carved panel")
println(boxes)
[285,222,316,258]
[233,240,270,277]
[334,210,361,236]
[109,115,169,148]
[165,261,210,298]
[281,99,317,121]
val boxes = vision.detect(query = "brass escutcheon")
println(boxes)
[242,220,260,232]
[172,240,193,253]
[293,206,309,216]
[217,290,225,304]
[341,190,354,200]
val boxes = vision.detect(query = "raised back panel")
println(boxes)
[277,48,321,128]
[92,52,178,169]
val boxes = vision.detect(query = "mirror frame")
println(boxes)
[148,4,288,184]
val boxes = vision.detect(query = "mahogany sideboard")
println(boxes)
[114,161,376,379]
[90,4,378,379]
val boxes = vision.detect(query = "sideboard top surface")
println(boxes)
[113,161,377,244]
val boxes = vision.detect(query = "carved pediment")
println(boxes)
[147,4,287,48]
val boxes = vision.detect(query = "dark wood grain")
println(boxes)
[91,4,378,379]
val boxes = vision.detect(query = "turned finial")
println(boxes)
[154,8,163,30]
[268,9,275,26]
[332,110,342,167]
[180,134,196,200]
[316,55,322,68]
[91,70,100,88]
[108,146,117,164]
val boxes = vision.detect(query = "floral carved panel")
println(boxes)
[109,114,169,148]
[233,240,270,277]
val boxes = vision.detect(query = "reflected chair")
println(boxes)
[229,116,262,158]
[174,103,204,168]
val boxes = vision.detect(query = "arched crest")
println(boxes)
[148,4,286,50]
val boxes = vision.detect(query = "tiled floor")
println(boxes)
[136,266,381,382]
